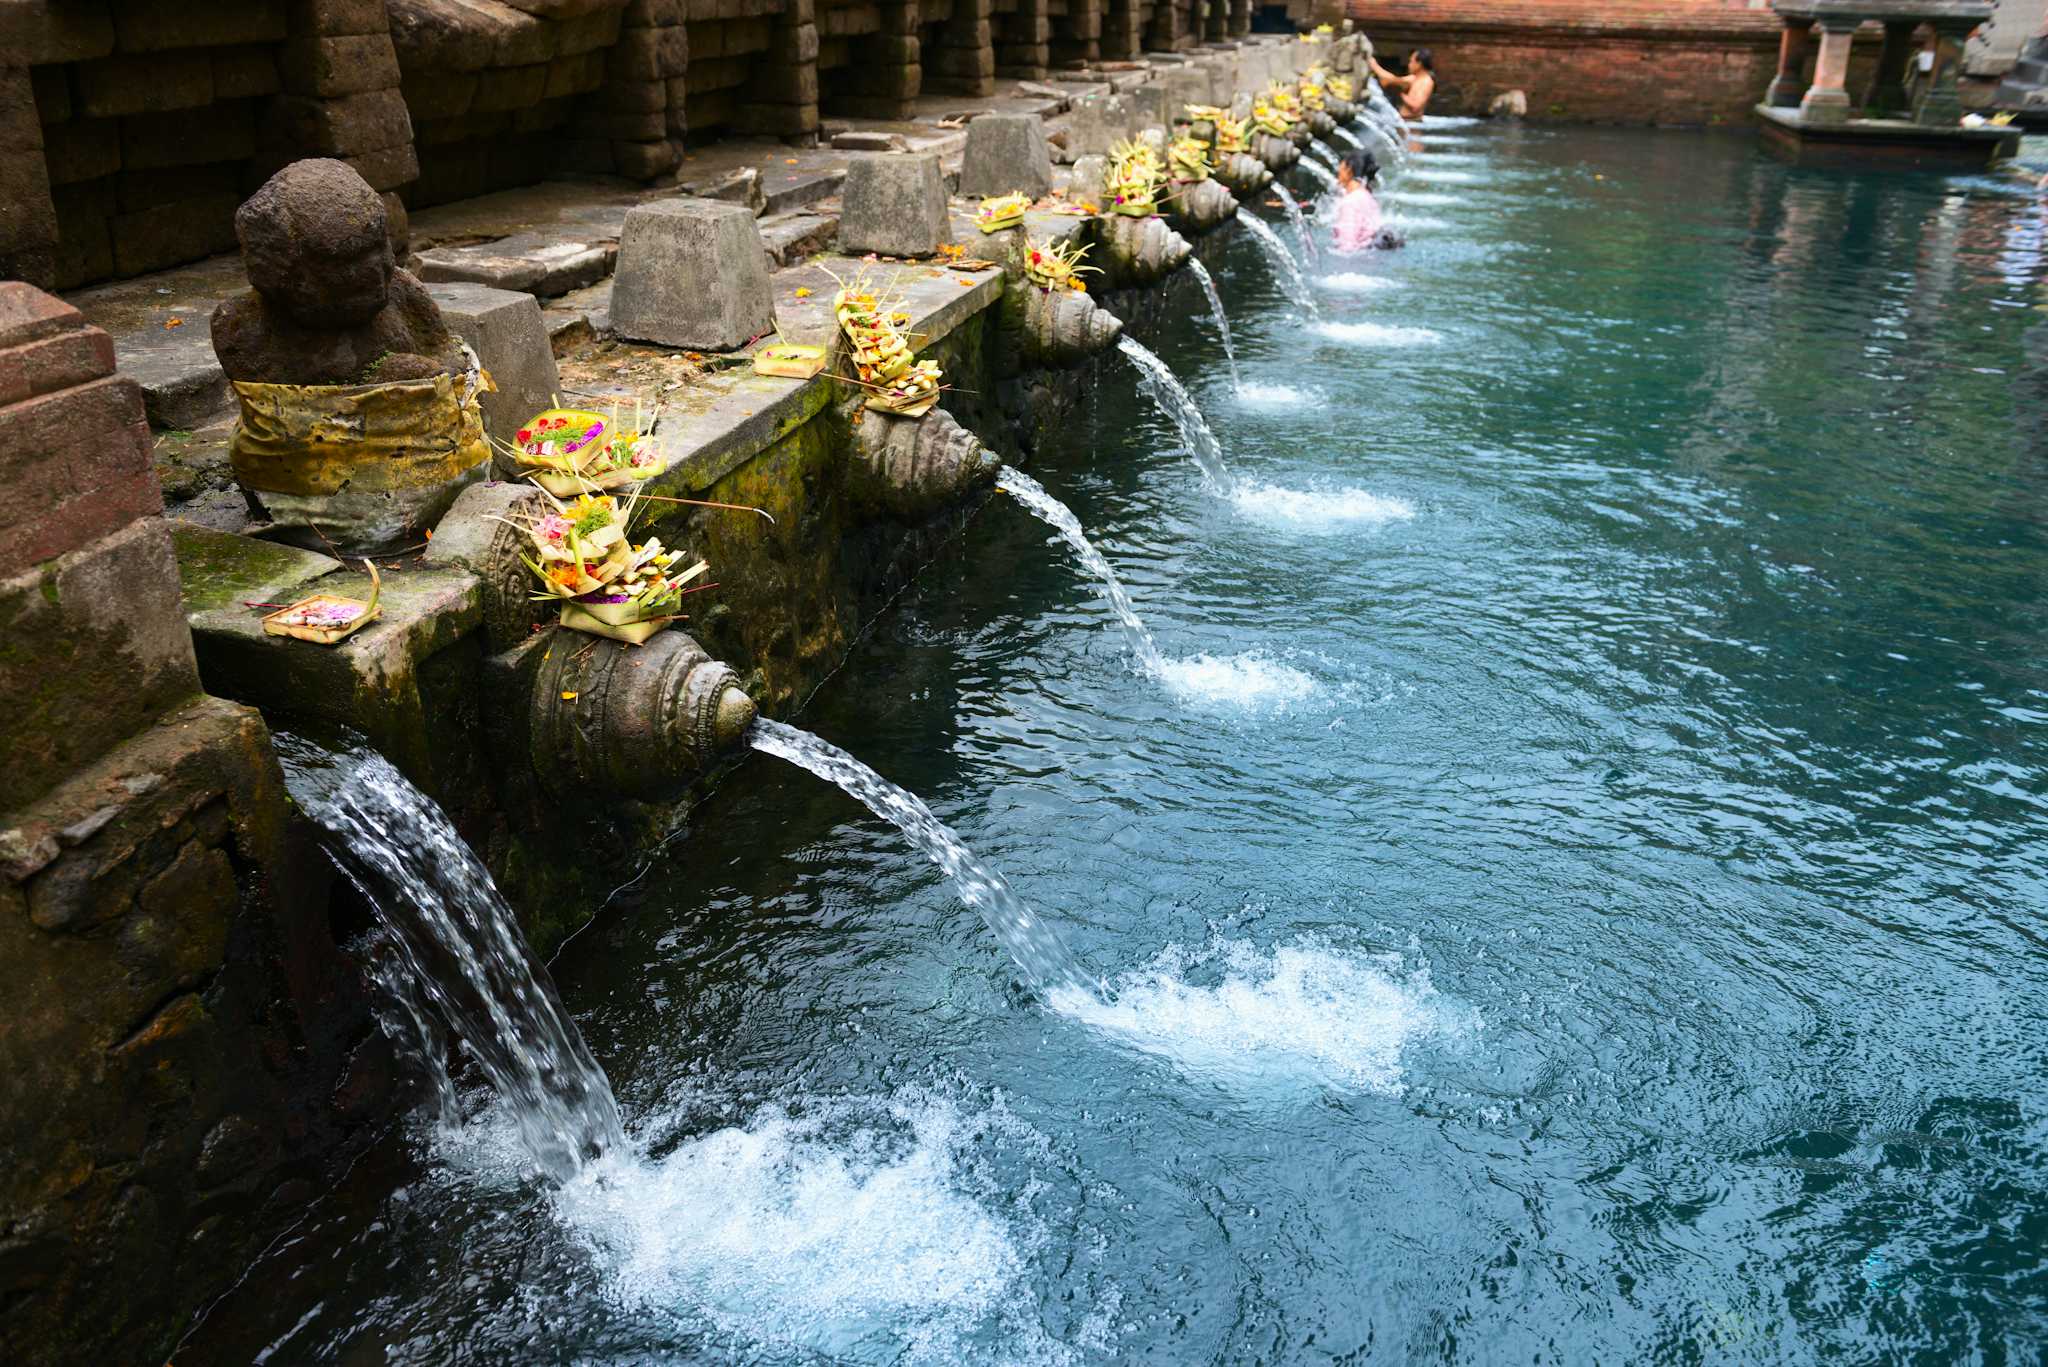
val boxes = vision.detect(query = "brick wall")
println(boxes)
[1350,0,1800,123]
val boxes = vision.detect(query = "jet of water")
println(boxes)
[1117,335,1233,491]
[1308,137,1342,171]
[1298,156,1339,196]
[1330,125,1365,151]
[749,718,1100,1001]
[1186,256,1239,391]
[996,465,1166,677]
[1272,182,1318,264]
[1235,207,1317,316]
[275,735,625,1182]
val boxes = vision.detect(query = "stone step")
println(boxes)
[415,232,618,299]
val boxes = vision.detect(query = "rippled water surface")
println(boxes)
[188,127,2048,1363]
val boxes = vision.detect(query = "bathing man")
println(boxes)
[1371,48,1437,122]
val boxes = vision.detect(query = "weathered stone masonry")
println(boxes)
[1,0,1263,292]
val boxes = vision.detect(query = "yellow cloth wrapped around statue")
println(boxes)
[228,348,495,552]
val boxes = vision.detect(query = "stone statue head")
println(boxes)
[235,159,394,328]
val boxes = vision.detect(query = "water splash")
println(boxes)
[1298,156,1339,196]
[1272,181,1317,262]
[1230,480,1418,529]
[1049,934,1461,1095]
[1320,271,1398,293]
[749,718,1099,1000]
[1156,652,1322,710]
[1235,380,1314,406]
[1117,335,1232,490]
[275,735,624,1181]
[1315,319,1443,347]
[997,465,1166,676]
[1235,207,1317,315]
[555,1088,1072,1364]
[1186,256,1239,391]
[1330,124,1365,151]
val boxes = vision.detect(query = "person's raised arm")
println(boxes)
[1370,54,1408,90]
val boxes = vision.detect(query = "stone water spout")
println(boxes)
[984,225,1126,370]
[1167,179,1239,237]
[850,406,1002,516]
[1254,133,1301,173]
[527,631,756,800]
[1326,96,1359,125]
[1213,152,1274,197]
[1094,214,1193,290]
[1307,109,1338,141]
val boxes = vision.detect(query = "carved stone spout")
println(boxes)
[1326,97,1358,125]
[851,406,1000,517]
[1307,110,1337,140]
[1094,214,1193,289]
[1003,277,1124,370]
[1167,179,1239,237]
[528,631,755,800]
[1213,152,1273,196]
[1253,133,1301,173]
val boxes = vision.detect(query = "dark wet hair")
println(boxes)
[1341,150,1380,190]
[1412,48,1435,73]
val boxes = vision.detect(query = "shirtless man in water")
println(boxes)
[1371,47,1436,121]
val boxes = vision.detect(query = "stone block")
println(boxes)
[958,111,1052,197]
[76,52,212,118]
[425,282,562,449]
[120,103,258,171]
[0,517,199,797]
[283,33,404,97]
[839,152,950,257]
[627,0,685,23]
[556,7,625,55]
[296,0,395,37]
[43,119,120,185]
[110,192,242,281]
[472,61,551,112]
[346,141,421,191]
[614,138,681,179]
[417,231,615,297]
[0,1,115,65]
[113,0,287,51]
[213,45,284,100]
[117,162,244,214]
[611,198,777,350]
[31,65,71,124]
[403,70,480,120]
[273,88,413,156]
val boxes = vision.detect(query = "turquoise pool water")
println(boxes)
[189,125,2048,1364]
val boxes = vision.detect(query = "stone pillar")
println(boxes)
[0,65,59,288]
[274,0,419,197]
[1229,0,1252,40]
[1863,21,1917,115]
[926,0,995,97]
[1052,0,1102,68]
[1800,20,1858,124]
[0,281,361,1367]
[1205,0,1228,44]
[1102,0,1142,61]
[737,0,820,143]
[996,0,1051,78]
[591,0,687,179]
[1916,23,1973,125]
[1767,18,1814,108]
[840,0,922,119]
[1146,0,1182,54]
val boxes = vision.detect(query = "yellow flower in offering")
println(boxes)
[1022,236,1098,293]
[1169,136,1212,183]
[976,193,1031,233]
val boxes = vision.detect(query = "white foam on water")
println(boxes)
[1413,168,1482,184]
[1417,115,1483,128]
[1320,272,1398,292]
[1230,479,1417,529]
[1157,650,1322,710]
[1235,380,1315,406]
[1314,320,1442,347]
[1411,150,1484,164]
[1386,190,1463,206]
[547,1089,1080,1365]
[1387,214,1453,232]
[1050,936,1461,1095]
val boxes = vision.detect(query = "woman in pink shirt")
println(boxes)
[1332,152,1403,254]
